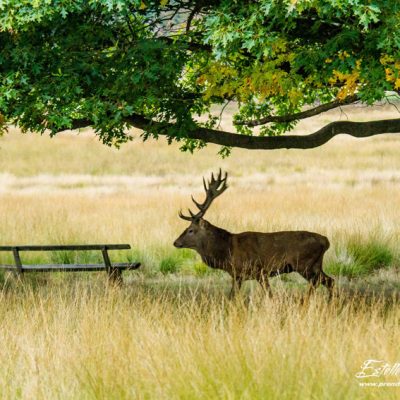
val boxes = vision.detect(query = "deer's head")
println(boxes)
[173,170,228,251]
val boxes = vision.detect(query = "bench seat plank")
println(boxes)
[0,244,131,251]
[0,262,141,272]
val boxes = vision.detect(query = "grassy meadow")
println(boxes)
[0,103,400,398]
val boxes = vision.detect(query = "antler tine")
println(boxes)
[191,195,203,211]
[216,170,227,192]
[203,177,208,192]
[222,172,228,184]
[178,210,193,221]
[217,168,222,181]
[220,177,228,192]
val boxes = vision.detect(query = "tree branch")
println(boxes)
[236,95,360,126]
[186,3,201,32]
[157,35,211,51]
[63,114,400,150]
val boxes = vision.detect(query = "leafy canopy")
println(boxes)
[0,0,400,153]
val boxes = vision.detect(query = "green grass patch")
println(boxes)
[160,256,179,275]
[192,262,211,277]
[159,249,195,275]
[327,238,395,278]
[50,251,76,265]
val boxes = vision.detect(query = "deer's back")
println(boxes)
[230,230,329,274]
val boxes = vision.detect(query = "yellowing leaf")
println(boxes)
[380,54,394,65]
[338,50,350,61]
[330,67,361,100]
[385,68,395,82]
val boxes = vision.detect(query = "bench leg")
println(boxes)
[102,249,122,285]
[108,267,123,285]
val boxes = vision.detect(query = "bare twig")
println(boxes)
[216,100,231,130]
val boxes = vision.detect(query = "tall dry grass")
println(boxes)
[0,282,399,399]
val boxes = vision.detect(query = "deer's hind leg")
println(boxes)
[318,271,335,290]
[302,252,335,296]
[312,251,335,291]
[256,269,272,297]
[229,275,243,299]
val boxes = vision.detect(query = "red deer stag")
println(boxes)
[173,170,334,298]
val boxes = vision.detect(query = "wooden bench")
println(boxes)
[0,244,141,284]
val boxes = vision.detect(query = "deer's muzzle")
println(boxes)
[173,240,183,248]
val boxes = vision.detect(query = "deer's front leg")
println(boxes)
[229,276,242,299]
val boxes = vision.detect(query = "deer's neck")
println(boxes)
[199,224,232,269]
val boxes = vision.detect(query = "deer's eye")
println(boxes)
[188,229,194,234]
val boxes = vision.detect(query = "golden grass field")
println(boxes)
[0,103,400,399]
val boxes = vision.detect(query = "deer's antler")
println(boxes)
[179,169,228,221]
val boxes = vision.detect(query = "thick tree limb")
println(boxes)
[236,95,360,126]
[64,115,400,150]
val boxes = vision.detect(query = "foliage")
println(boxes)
[0,0,400,151]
